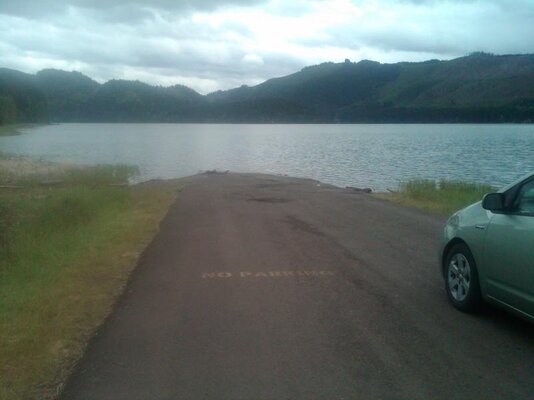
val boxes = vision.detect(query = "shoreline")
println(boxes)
[0,152,493,215]
[0,123,47,136]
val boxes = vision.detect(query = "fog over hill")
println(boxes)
[1,53,534,124]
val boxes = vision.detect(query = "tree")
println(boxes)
[0,95,18,125]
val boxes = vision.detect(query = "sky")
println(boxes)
[1,0,534,94]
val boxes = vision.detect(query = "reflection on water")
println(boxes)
[0,123,533,191]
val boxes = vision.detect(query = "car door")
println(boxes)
[483,178,534,318]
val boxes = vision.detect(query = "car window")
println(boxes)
[515,180,534,215]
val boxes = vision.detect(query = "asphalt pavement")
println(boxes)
[61,173,534,400]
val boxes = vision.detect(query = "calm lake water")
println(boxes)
[1,123,533,191]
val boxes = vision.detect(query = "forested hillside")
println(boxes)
[0,69,48,124]
[1,53,533,124]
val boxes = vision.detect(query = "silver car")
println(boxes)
[440,172,534,321]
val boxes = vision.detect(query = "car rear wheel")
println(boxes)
[445,243,482,312]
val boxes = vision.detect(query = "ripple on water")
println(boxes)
[0,123,533,191]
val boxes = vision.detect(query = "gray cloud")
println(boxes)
[316,0,534,58]
[1,0,534,93]
[0,0,267,20]
[0,2,303,93]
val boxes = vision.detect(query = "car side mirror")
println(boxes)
[482,193,505,212]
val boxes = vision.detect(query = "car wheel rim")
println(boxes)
[447,253,471,302]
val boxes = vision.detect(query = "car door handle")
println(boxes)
[475,225,486,230]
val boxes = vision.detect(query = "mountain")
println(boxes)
[35,69,99,121]
[208,53,534,122]
[208,59,400,114]
[34,70,206,122]
[82,79,206,122]
[1,53,533,124]
[0,68,48,124]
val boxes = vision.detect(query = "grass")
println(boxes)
[0,161,180,399]
[377,179,495,215]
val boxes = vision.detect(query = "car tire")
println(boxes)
[445,243,482,313]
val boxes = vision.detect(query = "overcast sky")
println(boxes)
[1,0,534,94]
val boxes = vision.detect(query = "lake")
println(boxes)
[1,123,533,191]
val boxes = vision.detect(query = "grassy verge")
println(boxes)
[376,179,495,215]
[0,161,180,399]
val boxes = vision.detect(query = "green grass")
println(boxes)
[0,164,180,399]
[378,179,495,215]
[0,158,139,187]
